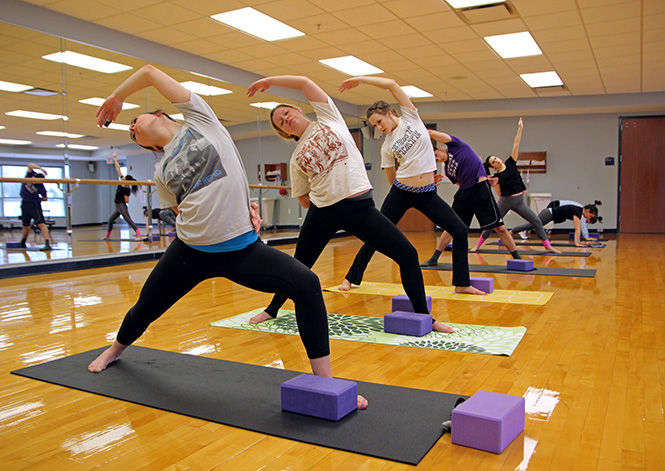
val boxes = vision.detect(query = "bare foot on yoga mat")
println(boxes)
[88,342,126,372]
[249,311,273,324]
[545,246,562,254]
[469,246,478,252]
[433,321,454,333]
[455,285,486,295]
[358,395,368,409]
[338,279,352,291]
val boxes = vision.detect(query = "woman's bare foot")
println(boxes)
[249,311,273,324]
[358,395,368,409]
[470,246,479,252]
[455,285,486,295]
[338,279,352,291]
[433,321,454,333]
[545,246,562,254]
[88,342,126,373]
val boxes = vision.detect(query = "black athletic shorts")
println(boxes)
[21,200,45,226]
[452,180,504,230]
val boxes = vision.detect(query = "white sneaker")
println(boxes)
[518,231,528,240]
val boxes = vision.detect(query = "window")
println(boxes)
[1,164,65,218]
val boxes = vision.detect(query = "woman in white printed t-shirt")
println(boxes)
[87,66,368,410]
[247,75,455,333]
[335,76,485,296]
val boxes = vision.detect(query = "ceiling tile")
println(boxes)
[332,4,397,27]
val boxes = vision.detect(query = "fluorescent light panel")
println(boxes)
[0,80,33,92]
[520,71,563,88]
[0,138,31,145]
[57,143,99,150]
[171,114,184,121]
[401,86,433,98]
[79,97,139,109]
[319,56,383,76]
[37,131,84,138]
[0,125,5,130]
[180,81,232,96]
[445,0,505,8]
[42,51,132,74]
[210,7,305,41]
[6,110,68,121]
[484,31,542,59]
[250,102,282,110]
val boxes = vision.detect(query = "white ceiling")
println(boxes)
[1,0,664,158]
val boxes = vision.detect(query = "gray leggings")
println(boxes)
[481,194,548,240]
[510,207,553,237]
[108,202,139,232]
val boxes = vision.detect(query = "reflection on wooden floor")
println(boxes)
[0,232,663,470]
[0,225,301,266]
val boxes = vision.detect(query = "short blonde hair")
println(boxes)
[270,104,303,141]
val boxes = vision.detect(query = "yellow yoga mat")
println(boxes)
[324,281,553,306]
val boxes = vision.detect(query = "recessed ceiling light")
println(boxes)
[190,72,228,83]
[57,143,99,150]
[401,86,433,98]
[250,102,282,110]
[79,97,139,109]
[520,71,564,88]
[42,51,132,74]
[484,32,542,59]
[0,80,33,92]
[6,110,68,121]
[445,0,505,8]
[319,56,383,76]
[37,131,84,138]
[171,114,184,121]
[0,138,31,145]
[105,123,131,131]
[210,7,305,41]
[180,81,232,96]
[0,125,5,130]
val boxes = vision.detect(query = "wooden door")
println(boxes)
[619,116,665,233]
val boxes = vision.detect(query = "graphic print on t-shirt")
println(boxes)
[161,127,227,204]
[295,126,348,181]
[445,154,459,181]
[391,125,421,161]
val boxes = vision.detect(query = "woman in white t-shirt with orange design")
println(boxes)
[336,76,484,295]
[247,75,455,333]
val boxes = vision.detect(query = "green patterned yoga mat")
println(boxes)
[211,309,526,356]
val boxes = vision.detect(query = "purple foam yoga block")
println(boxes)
[452,390,525,454]
[391,294,432,313]
[384,311,433,337]
[281,374,357,421]
[150,234,161,241]
[569,231,599,240]
[507,259,534,271]
[6,241,22,248]
[470,277,494,293]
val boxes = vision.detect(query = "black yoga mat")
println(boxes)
[489,241,605,248]
[11,346,465,465]
[473,248,591,257]
[422,262,596,278]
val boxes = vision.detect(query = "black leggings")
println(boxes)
[264,197,430,317]
[108,202,138,232]
[116,238,330,359]
[345,185,470,286]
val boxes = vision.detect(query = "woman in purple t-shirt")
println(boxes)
[421,130,521,266]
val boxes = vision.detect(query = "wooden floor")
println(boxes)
[0,232,663,470]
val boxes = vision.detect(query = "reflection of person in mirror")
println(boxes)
[20,163,53,251]
[88,65,368,408]
[104,153,141,241]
